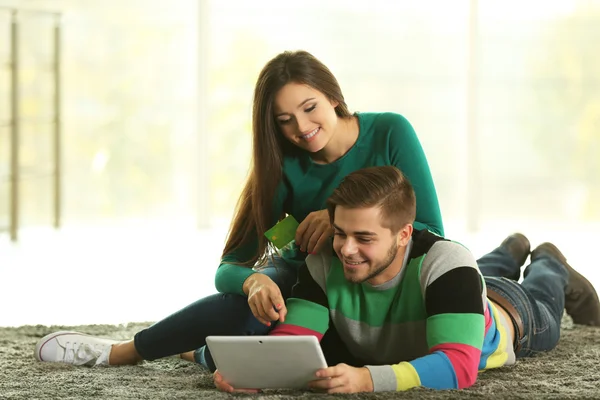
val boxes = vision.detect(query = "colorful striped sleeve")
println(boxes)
[479,300,510,369]
[366,266,485,391]
[270,263,330,339]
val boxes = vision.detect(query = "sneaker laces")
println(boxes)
[64,341,111,366]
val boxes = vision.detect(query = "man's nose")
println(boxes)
[341,239,357,256]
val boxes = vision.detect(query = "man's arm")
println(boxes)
[308,265,484,395]
[270,262,330,339]
[367,245,486,392]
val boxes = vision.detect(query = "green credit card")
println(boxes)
[264,215,299,249]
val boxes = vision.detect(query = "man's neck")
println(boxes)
[368,239,412,286]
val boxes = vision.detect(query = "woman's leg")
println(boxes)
[35,255,299,368]
[35,291,270,366]
[190,256,299,370]
[131,292,270,363]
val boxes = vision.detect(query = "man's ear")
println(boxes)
[396,224,413,247]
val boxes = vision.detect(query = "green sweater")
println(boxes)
[215,112,444,295]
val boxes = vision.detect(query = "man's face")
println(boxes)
[332,205,406,285]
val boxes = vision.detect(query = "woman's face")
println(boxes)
[273,82,339,153]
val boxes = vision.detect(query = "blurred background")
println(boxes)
[1,0,599,327]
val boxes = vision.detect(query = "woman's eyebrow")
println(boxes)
[275,97,316,117]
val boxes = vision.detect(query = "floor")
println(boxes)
[1,219,599,327]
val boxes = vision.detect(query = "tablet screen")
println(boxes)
[206,335,327,389]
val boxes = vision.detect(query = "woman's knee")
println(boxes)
[216,293,272,335]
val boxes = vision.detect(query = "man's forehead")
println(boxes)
[333,206,384,233]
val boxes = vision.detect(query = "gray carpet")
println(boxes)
[1,317,599,399]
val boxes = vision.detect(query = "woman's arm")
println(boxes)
[215,181,290,295]
[385,113,444,236]
[215,241,261,295]
[269,261,330,337]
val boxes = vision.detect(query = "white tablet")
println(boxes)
[206,335,328,389]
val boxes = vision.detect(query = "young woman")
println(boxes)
[34,50,443,370]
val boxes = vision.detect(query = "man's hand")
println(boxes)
[242,273,287,326]
[213,370,260,393]
[308,364,374,394]
[295,209,333,254]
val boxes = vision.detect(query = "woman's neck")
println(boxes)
[311,116,359,164]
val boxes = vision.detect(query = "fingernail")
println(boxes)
[267,322,271,326]
[309,252,315,255]
[276,304,282,308]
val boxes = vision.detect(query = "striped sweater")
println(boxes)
[270,229,515,391]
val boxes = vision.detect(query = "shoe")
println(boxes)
[500,233,531,272]
[34,331,117,366]
[531,243,600,326]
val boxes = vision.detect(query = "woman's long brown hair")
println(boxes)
[222,50,352,267]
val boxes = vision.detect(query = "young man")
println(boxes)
[214,165,600,393]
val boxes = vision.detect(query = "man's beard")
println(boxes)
[347,242,399,284]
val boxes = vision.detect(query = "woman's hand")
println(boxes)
[213,370,260,393]
[242,273,287,326]
[295,209,333,254]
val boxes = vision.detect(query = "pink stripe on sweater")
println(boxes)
[483,301,493,335]
[430,343,482,388]
[270,323,324,341]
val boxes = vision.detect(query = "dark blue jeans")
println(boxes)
[133,256,297,371]
[479,246,569,358]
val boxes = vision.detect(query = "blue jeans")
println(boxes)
[133,256,297,372]
[479,246,569,358]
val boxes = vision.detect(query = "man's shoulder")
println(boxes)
[425,240,477,267]
[305,243,335,289]
[409,229,447,258]
[410,230,479,283]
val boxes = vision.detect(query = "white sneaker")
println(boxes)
[34,331,118,366]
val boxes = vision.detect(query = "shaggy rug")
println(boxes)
[1,317,599,399]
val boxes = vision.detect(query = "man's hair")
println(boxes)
[326,166,416,233]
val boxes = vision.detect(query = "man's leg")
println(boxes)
[511,246,571,355]
[484,251,567,358]
[485,239,600,358]
[528,243,600,326]
[477,233,530,280]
